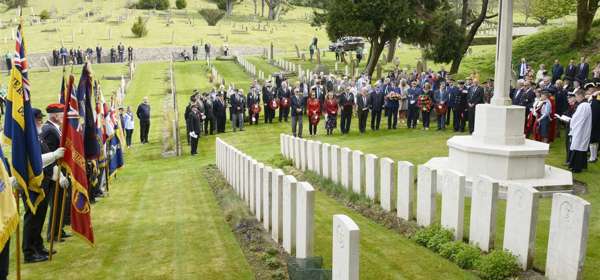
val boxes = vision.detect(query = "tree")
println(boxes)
[214,0,239,16]
[517,0,533,24]
[3,0,27,9]
[266,0,290,20]
[572,0,599,47]
[199,9,226,26]
[427,0,497,74]
[532,0,575,25]
[39,9,50,20]
[131,16,148,38]
[176,0,187,9]
[314,0,444,77]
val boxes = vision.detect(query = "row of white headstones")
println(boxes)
[280,133,590,280]
[235,55,267,81]
[215,137,360,280]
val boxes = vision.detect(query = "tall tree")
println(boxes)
[313,0,444,77]
[517,0,533,24]
[266,0,289,20]
[572,0,599,47]
[532,0,576,25]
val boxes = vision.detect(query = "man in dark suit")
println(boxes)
[40,104,71,245]
[230,89,246,132]
[262,81,275,123]
[369,87,385,130]
[551,59,564,83]
[467,79,484,134]
[291,88,304,137]
[213,93,227,133]
[203,93,215,135]
[136,96,151,144]
[189,105,202,155]
[577,57,590,82]
[339,87,355,134]
[247,85,261,125]
[278,81,292,122]
[95,44,102,64]
[453,81,468,132]
[356,88,370,133]
[565,59,577,81]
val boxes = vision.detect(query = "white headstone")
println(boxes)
[307,140,315,171]
[380,158,395,211]
[503,184,539,270]
[440,170,466,241]
[352,150,364,194]
[255,163,264,221]
[300,139,308,171]
[296,182,315,258]
[322,143,331,179]
[288,134,295,159]
[263,167,273,230]
[469,175,499,252]
[340,148,352,189]
[332,215,360,280]
[365,154,378,201]
[283,175,298,254]
[280,134,286,158]
[249,160,258,209]
[417,165,437,227]
[545,193,590,280]
[294,138,301,169]
[271,169,285,243]
[396,161,415,221]
[313,141,322,175]
[331,145,341,184]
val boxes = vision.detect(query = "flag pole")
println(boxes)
[13,191,21,280]
[48,180,60,261]
[57,185,67,241]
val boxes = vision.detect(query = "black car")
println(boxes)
[329,37,365,52]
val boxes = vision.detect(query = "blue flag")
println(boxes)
[2,23,44,213]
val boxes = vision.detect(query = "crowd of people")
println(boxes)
[181,55,600,174]
[50,43,134,66]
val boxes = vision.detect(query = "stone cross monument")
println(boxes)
[426,0,572,194]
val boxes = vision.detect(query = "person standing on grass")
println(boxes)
[214,93,227,133]
[434,81,449,130]
[325,92,338,135]
[407,81,421,129]
[231,89,246,132]
[189,105,202,156]
[369,85,384,131]
[339,87,355,134]
[307,90,321,136]
[96,44,102,64]
[136,96,151,144]
[291,88,305,138]
[557,90,592,173]
[418,83,433,130]
[203,93,215,135]
[356,87,370,133]
[124,106,135,148]
[467,79,484,134]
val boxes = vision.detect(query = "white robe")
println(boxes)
[569,102,592,151]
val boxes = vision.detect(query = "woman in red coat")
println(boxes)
[324,92,338,135]
[307,90,321,136]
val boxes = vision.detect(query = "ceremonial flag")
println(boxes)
[2,21,44,213]
[80,63,100,160]
[60,72,94,245]
[0,148,18,249]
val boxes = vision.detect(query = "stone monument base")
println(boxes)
[424,157,573,198]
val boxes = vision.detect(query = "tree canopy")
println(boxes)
[314,0,444,77]
[532,0,576,25]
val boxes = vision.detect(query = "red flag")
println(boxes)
[60,73,94,245]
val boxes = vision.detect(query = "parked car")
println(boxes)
[329,37,365,52]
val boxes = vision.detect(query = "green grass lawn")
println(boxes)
[8,62,253,280]
[6,57,599,279]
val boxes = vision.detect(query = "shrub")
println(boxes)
[199,9,225,26]
[131,16,148,38]
[39,9,50,20]
[439,241,462,259]
[411,226,438,247]
[175,0,186,9]
[453,244,480,269]
[475,250,520,280]
[426,228,454,252]
[136,0,170,10]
